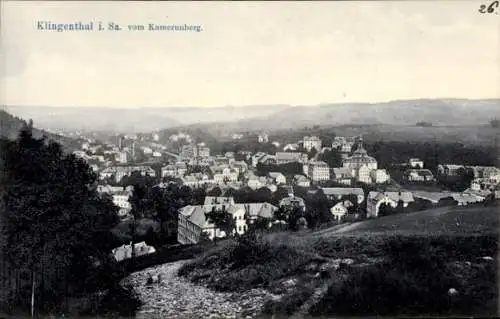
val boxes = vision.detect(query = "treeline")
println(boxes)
[207,139,278,156]
[255,162,303,177]
[0,126,140,316]
[365,141,497,171]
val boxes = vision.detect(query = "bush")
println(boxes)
[179,232,316,292]
[311,235,498,317]
[263,284,314,315]
[88,284,142,317]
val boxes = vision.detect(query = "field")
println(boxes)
[313,205,499,237]
[178,205,499,317]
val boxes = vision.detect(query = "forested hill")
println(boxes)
[0,110,80,152]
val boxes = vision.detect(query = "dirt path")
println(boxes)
[123,260,281,319]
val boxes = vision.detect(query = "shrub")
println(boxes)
[311,235,498,317]
[179,231,316,292]
[263,284,315,315]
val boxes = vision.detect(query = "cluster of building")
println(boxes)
[252,136,390,186]
[438,164,500,195]
[70,128,500,253]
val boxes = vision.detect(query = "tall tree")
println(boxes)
[0,127,119,314]
[204,207,236,243]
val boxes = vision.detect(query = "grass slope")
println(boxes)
[314,205,499,237]
[179,205,499,317]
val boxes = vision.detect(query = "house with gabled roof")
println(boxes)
[177,197,277,244]
[321,187,365,204]
[404,169,435,182]
[366,191,414,218]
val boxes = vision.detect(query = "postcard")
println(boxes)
[0,1,499,318]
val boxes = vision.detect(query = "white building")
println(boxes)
[258,133,269,143]
[332,137,356,159]
[142,147,153,155]
[370,169,391,184]
[99,165,156,183]
[330,200,353,222]
[247,175,265,190]
[332,167,353,185]
[196,143,211,158]
[303,136,322,152]
[357,165,372,184]
[112,241,156,262]
[268,172,286,185]
[307,161,330,181]
[112,191,132,217]
[213,167,239,185]
[181,173,214,188]
[294,174,311,188]
[437,164,465,176]
[252,152,276,167]
[232,133,244,140]
[409,158,424,168]
[283,143,299,151]
[405,169,435,182]
[276,152,308,165]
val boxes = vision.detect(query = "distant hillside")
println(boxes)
[3,106,184,134]
[233,99,500,131]
[6,99,498,134]
[0,110,80,152]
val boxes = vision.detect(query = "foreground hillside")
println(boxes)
[174,206,498,318]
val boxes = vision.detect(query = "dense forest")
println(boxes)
[0,125,139,316]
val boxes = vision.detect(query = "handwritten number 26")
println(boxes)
[479,1,499,13]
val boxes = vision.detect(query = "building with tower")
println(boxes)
[342,137,378,184]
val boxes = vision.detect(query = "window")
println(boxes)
[238,226,242,232]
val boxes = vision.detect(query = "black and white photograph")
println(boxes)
[1,1,499,318]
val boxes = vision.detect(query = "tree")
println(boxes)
[0,127,120,314]
[296,217,309,231]
[274,206,289,224]
[318,149,342,168]
[378,202,398,217]
[191,187,206,205]
[272,187,290,206]
[308,147,318,160]
[255,187,273,203]
[247,217,271,233]
[437,196,459,207]
[224,187,237,198]
[304,190,332,228]
[204,207,236,244]
[207,186,222,197]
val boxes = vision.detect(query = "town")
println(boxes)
[67,129,500,257]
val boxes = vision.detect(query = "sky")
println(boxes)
[1,1,499,108]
